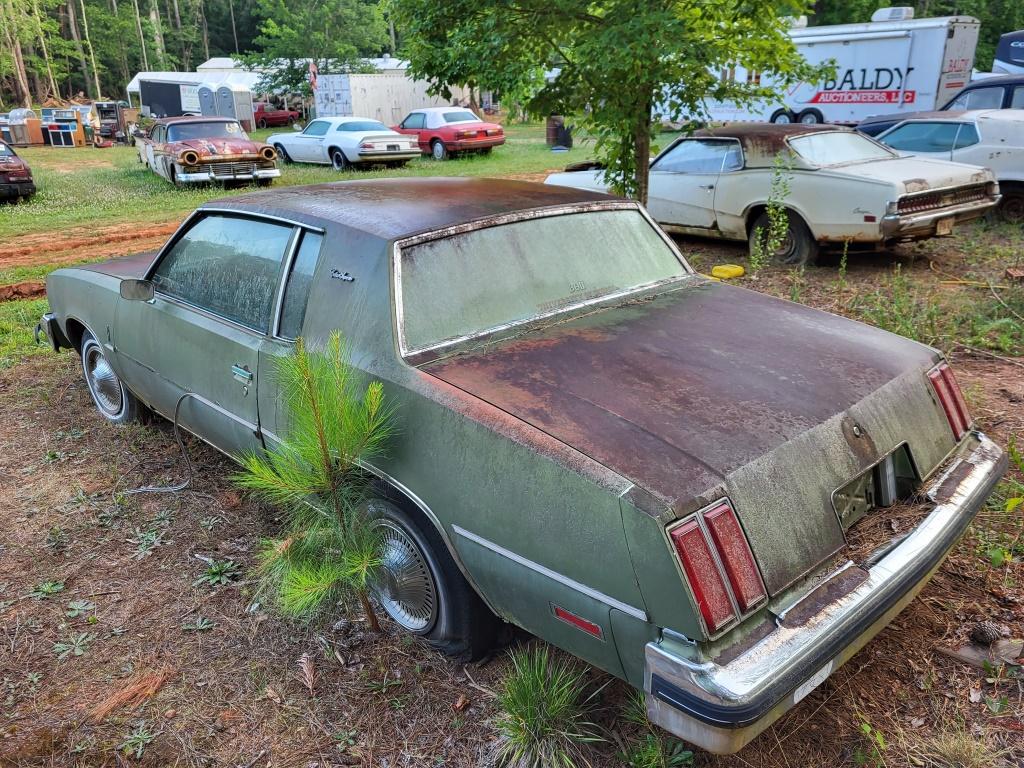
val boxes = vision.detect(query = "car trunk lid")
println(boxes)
[424,279,953,594]
[834,156,991,193]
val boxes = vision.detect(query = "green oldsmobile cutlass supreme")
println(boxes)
[38,178,1006,754]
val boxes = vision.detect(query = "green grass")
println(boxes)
[0,258,103,286]
[0,298,50,369]
[0,123,579,240]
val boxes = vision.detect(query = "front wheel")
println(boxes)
[749,209,819,267]
[770,108,795,124]
[431,140,449,161]
[368,498,499,660]
[797,108,824,125]
[997,189,1024,224]
[257,118,268,129]
[81,332,141,424]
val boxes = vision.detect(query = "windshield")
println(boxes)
[443,110,480,124]
[167,121,246,142]
[338,120,389,132]
[0,143,13,157]
[788,132,895,166]
[398,208,687,353]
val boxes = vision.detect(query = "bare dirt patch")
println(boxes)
[0,281,45,301]
[0,221,181,273]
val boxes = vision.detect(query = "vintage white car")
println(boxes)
[545,124,1000,266]
[267,116,420,170]
[876,109,1024,223]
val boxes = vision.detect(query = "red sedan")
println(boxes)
[254,102,301,129]
[392,107,504,160]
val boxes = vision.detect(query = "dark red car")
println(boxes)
[254,102,301,129]
[0,141,35,202]
[392,107,505,160]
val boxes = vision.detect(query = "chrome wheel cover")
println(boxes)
[374,520,437,632]
[432,142,445,160]
[84,343,124,418]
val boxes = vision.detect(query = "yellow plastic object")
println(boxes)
[711,264,745,280]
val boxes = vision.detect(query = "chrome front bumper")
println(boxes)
[176,168,281,183]
[881,196,999,238]
[644,433,1006,754]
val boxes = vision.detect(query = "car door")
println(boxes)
[113,213,297,457]
[256,228,325,445]
[396,112,427,151]
[145,125,162,173]
[878,121,962,160]
[292,119,330,162]
[646,139,739,229]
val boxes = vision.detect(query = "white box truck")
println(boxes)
[694,9,980,125]
[313,73,469,124]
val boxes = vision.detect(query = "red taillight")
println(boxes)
[703,503,767,613]
[928,362,970,439]
[359,142,374,149]
[669,519,735,633]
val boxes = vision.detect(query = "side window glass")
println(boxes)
[881,122,958,152]
[951,87,1003,110]
[152,215,293,331]
[722,143,743,171]
[278,231,323,339]
[405,113,425,129]
[1011,86,1024,109]
[304,121,330,137]
[653,140,736,173]
[953,123,980,149]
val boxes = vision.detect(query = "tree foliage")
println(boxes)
[390,0,822,203]
[234,332,396,629]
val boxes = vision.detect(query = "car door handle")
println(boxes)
[231,364,253,383]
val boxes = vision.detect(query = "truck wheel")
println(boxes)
[257,118,268,129]
[797,109,824,125]
[368,498,500,661]
[431,140,449,161]
[770,109,795,124]
[80,331,141,425]
[749,210,819,267]
[331,148,349,171]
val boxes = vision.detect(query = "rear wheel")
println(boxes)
[80,332,141,424]
[797,108,824,125]
[770,108,795,124]
[749,209,819,267]
[431,140,449,161]
[331,148,349,171]
[368,498,499,660]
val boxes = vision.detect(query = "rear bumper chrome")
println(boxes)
[644,432,1006,754]
[880,196,999,238]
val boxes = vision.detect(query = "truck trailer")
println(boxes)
[692,9,980,125]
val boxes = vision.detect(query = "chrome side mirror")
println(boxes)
[120,279,155,301]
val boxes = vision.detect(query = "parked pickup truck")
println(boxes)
[545,124,999,266]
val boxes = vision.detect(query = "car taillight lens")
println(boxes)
[928,362,970,439]
[359,142,374,149]
[703,503,767,613]
[669,519,736,633]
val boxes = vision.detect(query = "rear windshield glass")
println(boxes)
[443,111,480,123]
[399,209,687,353]
[788,132,895,166]
[337,120,388,132]
[167,121,246,141]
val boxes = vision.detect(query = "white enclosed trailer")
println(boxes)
[695,10,979,125]
[313,74,469,124]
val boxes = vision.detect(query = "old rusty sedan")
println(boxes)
[38,179,1005,754]
[137,116,280,187]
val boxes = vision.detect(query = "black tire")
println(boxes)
[256,178,273,187]
[997,188,1024,224]
[273,143,292,164]
[797,108,824,125]
[169,166,181,188]
[80,331,141,425]
[749,209,819,267]
[770,108,795,124]
[257,118,268,129]
[330,148,349,171]
[430,139,449,161]
[367,498,499,660]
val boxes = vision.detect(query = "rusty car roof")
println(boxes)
[693,123,850,167]
[152,115,241,125]
[201,178,619,240]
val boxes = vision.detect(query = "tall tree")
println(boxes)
[391,0,821,204]
[77,0,102,96]
[244,0,388,95]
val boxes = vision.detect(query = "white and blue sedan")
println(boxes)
[267,116,420,170]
